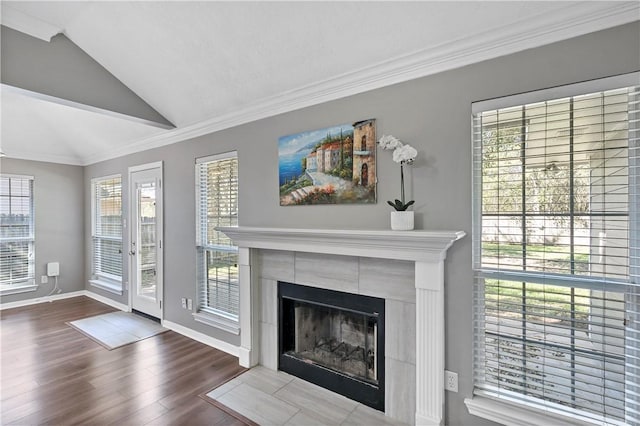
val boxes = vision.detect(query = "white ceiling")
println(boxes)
[1,1,638,166]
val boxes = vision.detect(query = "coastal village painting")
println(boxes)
[279,119,377,206]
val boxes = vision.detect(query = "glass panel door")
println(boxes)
[137,182,157,301]
[129,163,163,319]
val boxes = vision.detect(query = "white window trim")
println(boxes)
[89,236,123,289]
[194,245,240,332]
[1,174,35,180]
[90,175,123,293]
[193,310,240,335]
[471,72,639,113]
[196,151,237,164]
[0,174,35,291]
[195,152,240,331]
[468,78,639,425]
[0,280,37,296]
[89,278,123,295]
[464,395,619,426]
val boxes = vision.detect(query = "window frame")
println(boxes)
[467,73,640,425]
[0,174,36,295]
[89,174,123,295]
[194,151,240,334]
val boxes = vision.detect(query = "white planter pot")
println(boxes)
[391,211,414,231]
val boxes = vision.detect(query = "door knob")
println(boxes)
[129,250,136,256]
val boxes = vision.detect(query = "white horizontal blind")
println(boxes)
[0,175,34,286]
[92,176,122,282]
[472,84,639,424]
[196,153,239,321]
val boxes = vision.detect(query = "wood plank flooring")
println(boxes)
[0,296,248,425]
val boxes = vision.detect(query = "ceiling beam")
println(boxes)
[1,25,174,129]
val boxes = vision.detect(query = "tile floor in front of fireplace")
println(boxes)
[206,366,406,425]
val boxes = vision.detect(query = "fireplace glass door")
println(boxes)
[278,282,385,411]
[285,300,378,385]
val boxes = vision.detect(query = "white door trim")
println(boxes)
[128,161,164,320]
[128,161,163,173]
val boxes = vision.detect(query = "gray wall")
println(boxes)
[0,158,85,303]
[82,21,639,425]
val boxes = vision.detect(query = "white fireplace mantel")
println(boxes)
[217,226,465,262]
[217,226,465,426]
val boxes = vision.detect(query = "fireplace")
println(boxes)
[217,226,465,424]
[278,281,385,411]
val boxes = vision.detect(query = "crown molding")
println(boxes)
[77,3,640,165]
[1,5,62,42]
[2,150,85,166]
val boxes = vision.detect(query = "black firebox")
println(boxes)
[278,281,385,411]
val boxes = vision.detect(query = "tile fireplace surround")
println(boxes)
[217,227,465,426]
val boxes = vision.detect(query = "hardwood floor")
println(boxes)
[0,296,248,425]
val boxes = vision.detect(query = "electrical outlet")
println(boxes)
[445,370,458,392]
[187,299,193,310]
[41,275,48,284]
[181,298,187,309]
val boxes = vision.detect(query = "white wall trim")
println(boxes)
[162,320,240,358]
[80,2,639,166]
[84,290,130,312]
[0,290,85,310]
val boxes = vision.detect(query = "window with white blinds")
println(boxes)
[195,152,239,328]
[472,77,639,424]
[0,175,34,288]
[91,176,123,286]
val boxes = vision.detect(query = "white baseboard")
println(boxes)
[84,290,130,312]
[0,290,86,310]
[238,347,252,368]
[1,289,131,312]
[163,320,240,358]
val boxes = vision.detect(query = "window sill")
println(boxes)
[193,311,240,335]
[465,395,619,426]
[89,279,123,295]
[0,283,38,296]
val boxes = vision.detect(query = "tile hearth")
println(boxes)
[206,366,405,426]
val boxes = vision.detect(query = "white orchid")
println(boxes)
[377,134,403,150]
[392,144,417,164]
[377,134,418,211]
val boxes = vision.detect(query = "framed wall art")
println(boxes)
[278,119,376,206]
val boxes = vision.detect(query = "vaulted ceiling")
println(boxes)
[1,1,638,166]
